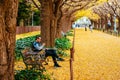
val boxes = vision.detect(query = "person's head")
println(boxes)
[35,36,41,42]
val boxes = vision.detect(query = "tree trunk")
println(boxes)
[110,14,114,30]
[105,16,108,30]
[40,1,51,47]
[118,18,120,27]
[56,14,66,38]
[98,19,101,29]
[117,17,120,33]
[40,0,62,47]
[93,21,97,28]
[63,16,71,32]
[0,0,18,80]
[101,18,103,29]
[56,14,72,38]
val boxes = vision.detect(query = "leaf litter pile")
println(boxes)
[15,28,120,80]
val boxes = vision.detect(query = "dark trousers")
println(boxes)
[45,49,59,64]
[34,49,59,65]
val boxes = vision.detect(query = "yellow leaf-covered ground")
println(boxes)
[16,31,40,40]
[15,28,120,80]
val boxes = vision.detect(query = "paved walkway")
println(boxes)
[46,28,120,80]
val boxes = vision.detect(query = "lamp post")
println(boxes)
[32,11,34,26]
[70,22,76,80]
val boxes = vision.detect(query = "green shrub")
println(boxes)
[55,37,72,50]
[55,37,72,57]
[66,30,73,36]
[15,69,50,80]
[15,35,39,60]
[56,49,68,57]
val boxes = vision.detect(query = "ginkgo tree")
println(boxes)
[72,0,108,22]
[0,0,18,80]
[30,0,100,47]
[74,9,100,21]
[92,0,120,32]
[0,0,109,80]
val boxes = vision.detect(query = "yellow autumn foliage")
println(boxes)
[75,9,100,21]
[15,29,120,80]
[74,0,108,21]
[16,31,40,40]
[96,0,108,4]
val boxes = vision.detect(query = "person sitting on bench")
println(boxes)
[32,36,64,67]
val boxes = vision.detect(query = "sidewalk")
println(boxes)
[46,28,120,80]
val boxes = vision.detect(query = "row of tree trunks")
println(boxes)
[90,16,120,34]
[0,0,18,80]
[94,14,117,32]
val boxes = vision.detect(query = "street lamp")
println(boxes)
[32,11,34,26]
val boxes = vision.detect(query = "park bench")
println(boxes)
[21,48,48,70]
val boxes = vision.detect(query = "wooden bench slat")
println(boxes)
[21,48,47,70]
